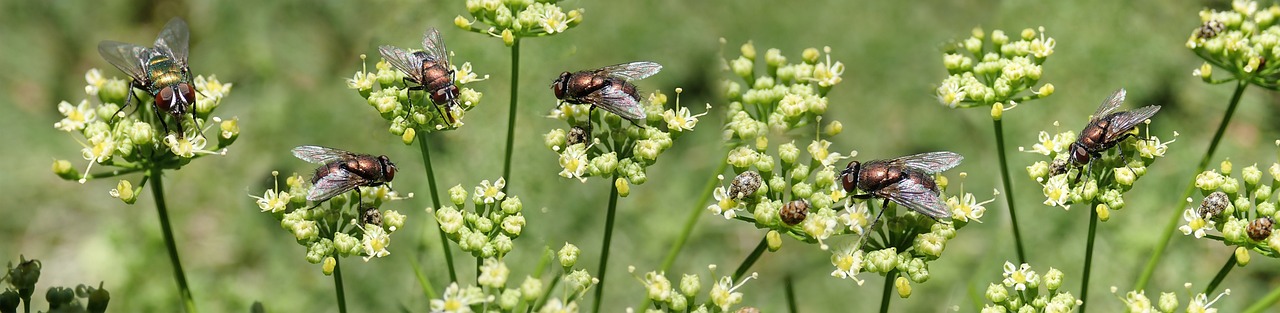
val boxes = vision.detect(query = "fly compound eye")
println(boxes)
[156,87,175,111]
[179,83,196,105]
[553,72,571,99]
[381,156,397,182]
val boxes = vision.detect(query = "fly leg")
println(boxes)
[111,81,144,122]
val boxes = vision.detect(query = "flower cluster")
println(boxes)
[53,70,237,202]
[2,256,111,313]
[935,26,1056,112]
[430,243,597,313]
[980,262,1079,313]
[722,41,844,140]
[433,177,527,259]
[545,89,707,192]
[249,171,409,273]
[455,0,584,46]
[629,264,757,312]
[1180,154,1280,260]
[347,56,486,141]
[1111,283,1230,313]
[1022,119,1176,218]
[1187,0,1280,89]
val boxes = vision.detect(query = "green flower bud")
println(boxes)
[1096,203,1111,222]
[1114,167,1136,186]
[46,286,74,308]
[1236,246,1251,266]
[53,159,78,180]
[216,118,238,147]
[1082,179,1100,202]
[779,142,800,165]
[520,276,543,302]
[913,233,946,258]
[680,274,701,297]
[791,163,810,183]
[382,210,406,231]
[449,185,467,206]
[502,29,515,46]
[1027,161,1050,180]
[985,283,1008,303]
[754,200,781,226]
[1198,62,1214,82]
[864,248,899,274]
[306,238,334,264]
[740,41,757,60]
[1224,217,1250,243]
[1244,164,1263,186]
[501,215,524,236]
[1255,184,1272,202]
[991,102,1004,121]
[1232,196,1249,216]
[1270,163,1280,181]
[1222,177,1240,195]
[616,178,631,197]
[498,288,521,310]
[766,230,782,252]
[1222,159,1233,176]
[730,56,754,80]
[1268,230,1280,252]
[463,231,487,253]
[1259,202,1276,218]
[401,127,416,145]
[1157,292,1178,313]
[963,37,983,55]
[791,182,813,199]
[895,276,912,298]
[1021,28,1037,40]
[1103,189,1124,210]
[111,179,136,204]
[559,243,580,268]
[1037,83,1055,97]
[334,232,359,256]
[100,79,130,105]
[475,216,495,234]
[727,147,758,171]
[501,196,523,215]
[322,256,337,275]
[669,293,688,311]
[565,269,595,294]
[765,48,786,68]
[293,220,320,242]
[1044,267,1063,292]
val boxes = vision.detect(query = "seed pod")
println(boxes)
[730,171,763,199]
[1248,217,1274,241]
[361,206,383,227]
[567,125,590,146]
[780,199,810,226]
[1198,191,1229,218]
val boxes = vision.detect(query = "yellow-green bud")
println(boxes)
[1044,267,1063,292]
[824,121,843,137]
[1222,159,1233,175]
[1157,292,1178,313]
[322,256,336,275]
[100,79,130,105]
[1235,246,1250,266]
[1114,167,1136,186]
[766,230,782,252]
[502,29,515,46]
[217,117,238,144]
[1255,184,1272,202]
[454,16,471,30]
[1037,83,1055,97]
[1027,161,1050,180]
[669,293,688,311]
[679,274,701,297]
[895,276,912,298]
[334,232,359,256]
[1196,171,1225,191]
[765,48,786,68]
[401,127,416,145]
[559,243,580,268]
[1222,177,1240,194]
[991,30,1009,46]
[53,160,78,180]
[991,102,1004,121]
[755,136,769,151]
[1199,62,1214,82]
[520,276,543,302]
[985,283,1008,303]
[802,47,820,64]
[1244,164,1263,186]
[615,178,631,197]
[544,128,567,150]
[1021,28,1036,40]
[449,184,467,206]
[112,180,137,204]
[567,10,583,27]
[1259,202,1276,217]
[740,41,756,60]
[1096,203,1111,222]
[730,57,753,81]
[497,289,520,310]
[779,142,800,165]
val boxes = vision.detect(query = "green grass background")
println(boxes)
[3,0,1279,311]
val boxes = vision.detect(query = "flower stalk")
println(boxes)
[501,39,520,190]
[416,130,458,283]
[1078,201,1100,313]
[1204,253,1237,295]
[992,118,1029,263]
[333,257,347,313]
[148,167,197,313]
[879,270,897,313]
[592,176,621,313]
[732,237,769,281]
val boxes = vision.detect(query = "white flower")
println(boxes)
[346,70,374,91]
[477,258,510,288]
[430,283,490,313]
[807,139,847,167]
[452,62,489,85]
[709,273,756,312]
[194,75,232,101]
[936,77,966,108]
[1187,288,1230,313]
[947,192,993,223]
[639,270,673,302]
[1041,174,1072,209]
[84,69,105,95]
[474,178,507,204]
[558,143,589,182]
[535,4,569,34]
[1002,262,1036,291]
[810,47,844,87]
[252,189,290,213]
[802,209,838,250]
[830,244,866,286]
[1134,132,1177,159]
[1029,27,1056,58]
[163,130,214,158]
[838,199,871,235]
[537,298,577,313]
[361,224,391,261]
[707,185,739,219]
[55,100,97,132]
[662,103,710,132]
[1179,207,1215,238]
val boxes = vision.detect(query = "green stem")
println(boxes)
[416,131,457,283]
[408,254,437,299]
[1243,283,1280,313]
[784,275,798,313]
[992,118,1028,264]
[592,176,621,313]
[879,270,896,313]
[1204,253,1237,295]
[1135,81,1248,290]
[660,155,730,272]
[1079,202,1100,313]
[501,39,521,191]
[733,237,768,281]
[333,257,347,313]
[148,167,197,313]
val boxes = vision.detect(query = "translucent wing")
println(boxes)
[1090,88,1126,122]
[378,45,425,81]
[595,61,662,81]
[879,179,951,219]
[1102,105,1162,142]
[886,151,963,174]
[292,145,356,164]
[420,27,448,64]
[154,17,190,67]
[584,85,646,120]
[97,41,151,81]
[308,169,364,202]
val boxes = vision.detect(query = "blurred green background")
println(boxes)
[4,0,1280,311]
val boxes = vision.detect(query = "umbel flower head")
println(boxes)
[721,41,845,143]
[1180,144,1280,260]
[456,0,584,46]
[1187,0,1280,89]
[429,243,598,313]
[348,52,486,141]
[433,177,527,259]
[54,69,236,202]
[1111,283,1230,313]
[980,262,1079,312]
[248,171,409,273]
[935,26,1056,112]
[545,89,707,192]
[629,264,757,312]
[1020,94,1176,218]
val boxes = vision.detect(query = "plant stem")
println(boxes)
[416,131,457,283]
[1204,253,1237,295]
[733,237,768,281]
[592,176,621,313]
[660,156,729,272]
[409,254,437,299]
[501,39,521,191]
[148,167,197,313]
[992,118,1028,264]
[1135,81,1248,290]
[1079,202,1100,313]
[879,270,897,313]
[333,257,347,313]
[1244,283,1280,313]
[784,275,798,313]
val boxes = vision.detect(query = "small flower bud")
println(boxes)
[914,233,946,258]
[454,15,471,30]
[1248,217,1275,241]
[449,184,467,206]
[1244,164,1263,186]
[497,289,521,310]
[730,57,754,80]
[895,276,912,298]
[670,293,688,311]
[802,47,820,64]
[791,182,813,199]
[321,256,337,275]
[502,29,515,46]
[559,243,580,268]
[779,142,800,165]
[1037,83,1055,97]
[1196,170,1225,191]
[985,283,1008,303]
[1114,167,1136,186]
[1270,163,1280,181]
[53,159,79,180]
[401,127,416,145]
[1236,246,1251,266]
[1222,159,1234,175]
[110,179,137,204]
[1027,161,1050,180]
[1221,177,1240,194]
[545,128,567,150]
[305,239,333,264]
[520,276,543,302]
[1260,202,1277,217]
[87,282,109,313]
[780,200,810,225]
[740,41,757,60]
[765,48,786,68]
[864,248,899,274]
[1096,203,1111,222]
[766,230,782,251]
[1255,184,1272,202]
[613,177,631,197]
[824,121,843,137]
[730,171,763,200]
[1155,292,1178,313]
[333,232,359,256]
[991,102,1004,121]
[680,274,701,297]
[293,220,320,242]
[46,286,74,308]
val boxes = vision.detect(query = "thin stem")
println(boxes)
[333,257,347,313]
[592,176,621,313]
[409,254,437,299]
[660,156,729,272]
[733,237,768,281]
[1244,283,1280,313]
[784,275,798,313]
[416,131,457,283]
[501,39,521,191]
[1079,203,1100,313]
[1135,81,1248,290]
[1204,253,1237,295]
[879,270,897,313]
[992,118,1029,264]
[148,167,197,313]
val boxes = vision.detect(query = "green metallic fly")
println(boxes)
[97,17,198,137]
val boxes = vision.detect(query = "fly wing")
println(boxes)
[97,41,151,81]
[584,85,646,120]
[596,61,662,81]
[308,169,364,202]
[378,45,425,81]
[1090,88,1126,122]
[154,17,190,68]
[887,151,963,174]
[292,145,355,164]
[420,27,448,64]
[879,179,951,219]
[1102,105,1162,142]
